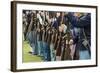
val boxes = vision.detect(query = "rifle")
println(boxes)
[63,18,72,60]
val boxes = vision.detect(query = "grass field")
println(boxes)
[23,41,43,63]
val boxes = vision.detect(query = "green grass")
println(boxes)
[23,41,43,63]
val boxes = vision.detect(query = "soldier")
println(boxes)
[22,10,27,40]
[28,11,38,55]
[41,25,46,60]
[36,20,42,56]
[42,25,51,61]
[24,10,32,41]
[56,26,63,61]
[67,12,91,60]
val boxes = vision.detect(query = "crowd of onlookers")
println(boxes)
[22,10,91,61]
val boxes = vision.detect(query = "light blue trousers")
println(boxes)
[27,31,38,55]
[50,43,56,61]
[79,50,91,60]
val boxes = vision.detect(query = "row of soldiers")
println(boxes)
[23,10,91,61]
